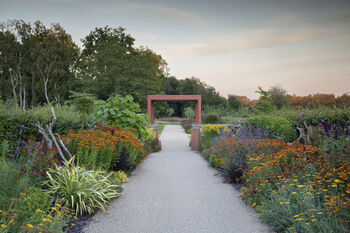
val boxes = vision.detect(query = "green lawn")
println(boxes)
[158,124,165,136]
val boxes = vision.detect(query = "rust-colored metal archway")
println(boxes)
[147,95,202,124]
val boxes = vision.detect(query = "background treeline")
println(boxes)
[1,20,349,117]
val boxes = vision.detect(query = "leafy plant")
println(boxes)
[203,113,220,124]
[184,107,195,120]
[44,159,121,216]
[115,171,129,183]
[63,126,146,171]
[0,159,31,211]
[253,100,276,114]
[0,190,68,233]
[243,115,297,142]
[0,105,95,146]
[96,95,150,138]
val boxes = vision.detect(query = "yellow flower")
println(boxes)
[317,212,323,215]
[19,192,26,197]
[334,179,342,183]
[47,215,53,219]
[285,202,290,204]
[74,216,78,220]
[308,209,315,212]
[295,218,304,221]
[1,224,7,229]
[311,219,317,222]
[71,223,76,226]
[279,202,284,205]
[56,203,61,207]
[292,192,297,195]
[51,207,58,211]
[252,203,256,207]
[331,184,337,187]
[9,219,15,225]
[305,222,310,226]
[297,185,304,188]
[42,218,52,223]
[27,224,34,228]
[293,214,299,218]
[35,209,46,213]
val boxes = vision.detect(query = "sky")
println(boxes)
[1,0,350,99]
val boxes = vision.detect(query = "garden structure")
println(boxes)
[147,95,202,150]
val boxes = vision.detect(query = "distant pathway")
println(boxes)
[84,125,272,233]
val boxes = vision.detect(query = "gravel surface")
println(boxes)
[84,125,273,233]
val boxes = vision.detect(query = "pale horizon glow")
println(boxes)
[1,0,349,99]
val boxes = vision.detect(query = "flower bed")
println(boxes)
[200,123,350,232]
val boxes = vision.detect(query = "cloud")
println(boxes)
[126,3,207,26]
[157,28,350,61]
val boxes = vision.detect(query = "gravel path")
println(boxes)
[84,125,272,233]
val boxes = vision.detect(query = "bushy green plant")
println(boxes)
[253,100,276,114]
[243,115,297,142]
[0,105,95,146]
[203,113,220,124]
[115,171,129,184]
[96,95,150,138]
[44,159,121,215]
[227,95,242,110]
[270,106,350,128]
[66,91,96,115]
[184,107,195,120]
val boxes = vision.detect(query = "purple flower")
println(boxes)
[6,131,12,135]
[19,125,26,129]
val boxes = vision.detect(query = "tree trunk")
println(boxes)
[44,78,50,104]
[9,72,18,106]
[31,75,35,108]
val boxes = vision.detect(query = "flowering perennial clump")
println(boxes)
[62,125,146,171]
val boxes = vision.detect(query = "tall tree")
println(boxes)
[79,26,166,110]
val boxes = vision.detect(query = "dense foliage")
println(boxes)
[0,105,95,144]
[96,95,150,138]
[243,115,297,142]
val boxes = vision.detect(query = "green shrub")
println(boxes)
[203,113,220,124]
[270,106,350,128]
[0,105,95,146]
[243,115,297,142]
[44,160,121,216]
[96,95,150,138]
[253,100,276,114]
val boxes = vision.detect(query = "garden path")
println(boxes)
[84,125,272,233]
